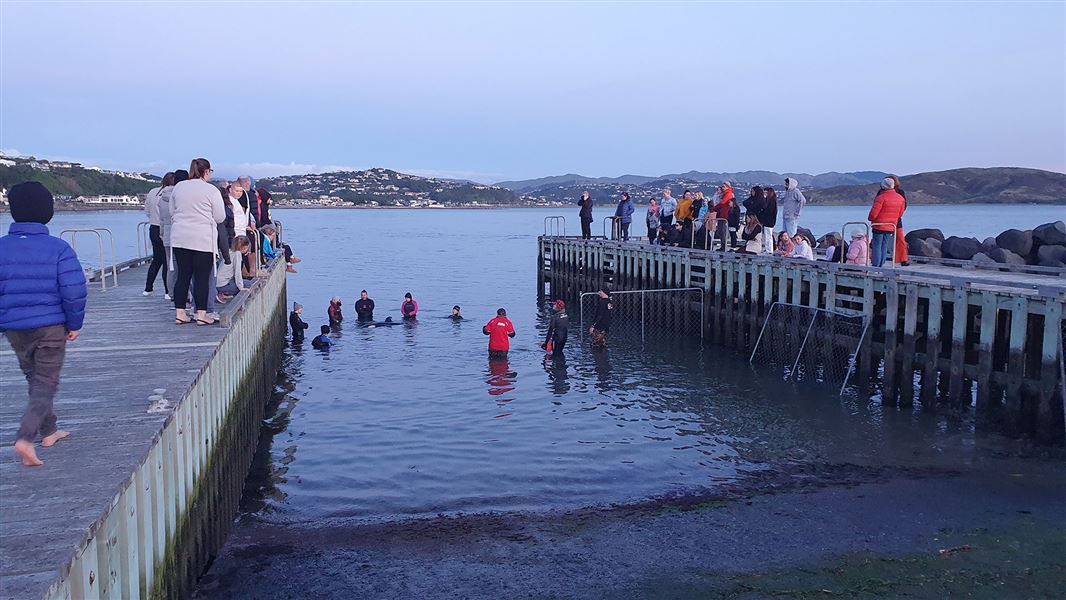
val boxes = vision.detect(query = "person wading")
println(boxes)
[483,308,516,358]
[0,182,88,467]
[542,300,569,358]
[589,289,614,350]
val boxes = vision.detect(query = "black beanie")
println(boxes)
[8,181,54,224]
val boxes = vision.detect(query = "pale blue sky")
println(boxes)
[1,1,1063,182]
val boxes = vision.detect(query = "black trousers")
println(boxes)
[620,222,630,241]
[283,244,294,262]
[173,247,214,311]
[581,220,592,239]
[145,225,168,293]
[647,227,658,244]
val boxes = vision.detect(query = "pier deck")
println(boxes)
[1,261,287,599]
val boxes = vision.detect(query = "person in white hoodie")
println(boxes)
[170,158,225,326]
[780,177,807,236]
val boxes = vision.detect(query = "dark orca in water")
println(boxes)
[365,316,401,328]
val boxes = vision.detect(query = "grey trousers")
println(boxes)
[4,325,67,442]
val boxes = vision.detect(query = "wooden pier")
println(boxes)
[0,258,287,599]
[538,236,1066,443]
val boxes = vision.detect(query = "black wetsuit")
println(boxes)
[289,311,309,342]
[545,311,570,357]
[593,297,613,332]
[355,298,375,321]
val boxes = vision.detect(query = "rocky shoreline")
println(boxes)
[906,220,1066,268]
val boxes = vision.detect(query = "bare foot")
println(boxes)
[14,440,43,467]
[42,430,70,448]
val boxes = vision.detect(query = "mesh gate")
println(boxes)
[579,288,705,345]
[749,302,869,395]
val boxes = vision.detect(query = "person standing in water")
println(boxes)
[401,292,418,320]
[589,290,614,350]
[483,308,516,358]
[289,303,309,342]
[355,290,375,321]
[328,297,343,325]
[542,300,569,358]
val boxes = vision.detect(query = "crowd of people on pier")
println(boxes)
[581,175,909,267]
[141,159,301,326]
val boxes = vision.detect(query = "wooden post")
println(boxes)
[883,276,900,405]
[921,286,943,407]
[900,284,919,406]
[948,287,969,407]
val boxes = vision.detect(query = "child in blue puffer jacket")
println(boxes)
[0,182,87,467]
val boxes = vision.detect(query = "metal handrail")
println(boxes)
[136,221,151,259]
[60,228,118,289]
[271,219,283,246]
[694,217,729,251]
[603,216,622,240]
[544,216,566,237]
[870,222,899,267]
[841,221,871,266]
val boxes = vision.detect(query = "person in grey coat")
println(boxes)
[781,177,807,236]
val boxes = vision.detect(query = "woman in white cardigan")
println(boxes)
[170,158,225,325]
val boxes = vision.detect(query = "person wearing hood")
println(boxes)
[889,175,909,266]
[846,230,869,265]
[781,177,807,236]
[868,177,907,267]
[0,182,88,467]
[659,189,677,229]
[401,292,418,319]
[542,299,569,358]
[328,296,344,325]
[645,197,660,244]
[613,192,635,240]
[578,191,594,239]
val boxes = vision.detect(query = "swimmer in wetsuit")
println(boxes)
[450,305,463,321]
[401,292,418,320]
[542,299,569,358]
[354,290,375,321]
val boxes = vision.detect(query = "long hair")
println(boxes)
[764,187,777,204]
[750,186,763,200]
[160,172,175,187]
[189,158,211,180]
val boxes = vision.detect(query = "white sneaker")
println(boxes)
[164,294,172,301]
[206,312,221,321]
[142,291,152,297]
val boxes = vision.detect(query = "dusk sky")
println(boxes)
[1,1,1063,182]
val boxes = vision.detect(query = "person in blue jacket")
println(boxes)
[0,182,88,467]
[613,191,635,241]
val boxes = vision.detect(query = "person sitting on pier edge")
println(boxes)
[328,296,344,325]
[355,290,375,321]
[589,289,614,350]
[312,325,333,349]
[738,213,764,254]
[791,232,814,260]
[542,299,569,358]
[659,188,677,229]
[846,230,869,265]
[216,235,251,302]
[614,192,634,240]
[289,303,309,342]
[646,197,660,244]
[822,233,849,263]
[483,308,516,358]
[781,177,807,236]
[171,158,225,326]
[401,292,418,320]
[0,182,88,467]
[578,191,594,239]
[773,231,795,257]
[868,177,907,267]
[450,305,464,321]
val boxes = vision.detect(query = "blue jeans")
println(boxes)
[871,231,892,267]
[783,217,798,236]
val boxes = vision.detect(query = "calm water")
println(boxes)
[16,206,1065,576]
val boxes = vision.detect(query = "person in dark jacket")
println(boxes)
[761,186,779,254]
[542,299,569,358]
[289,303,309,342]
[217,185,237,262]
[0,182,88,467]
[578,191,594,239]
[355,290,375,321]
[613,192,635,240]
[589,289,613,349]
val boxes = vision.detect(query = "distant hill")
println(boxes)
[259,167,526,207]
[0,154,158,197]
[497,169,888,194]
[807,167,1066,205]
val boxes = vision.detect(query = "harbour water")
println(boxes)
[12,206,1066,597]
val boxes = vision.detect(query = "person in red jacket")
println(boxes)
[483,308,516,358]
[868,178,907,267]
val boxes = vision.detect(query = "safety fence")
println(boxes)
[579,288,704,346]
